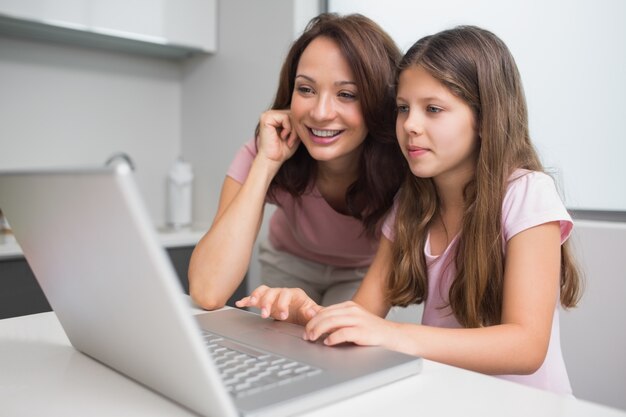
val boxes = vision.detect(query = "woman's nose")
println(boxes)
[310,94,336,121]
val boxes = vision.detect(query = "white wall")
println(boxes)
[329,0,626,212]
[0,35,180,225]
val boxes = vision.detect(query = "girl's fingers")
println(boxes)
[305,308,358,341]
[273,290,293,320]
[323,327,357,346]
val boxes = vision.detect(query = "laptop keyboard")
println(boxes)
[201,330,322,398]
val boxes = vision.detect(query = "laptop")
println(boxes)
[0,164,422,417]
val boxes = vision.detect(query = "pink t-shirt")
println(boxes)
[226,139,378,268]
[382,170,574,395]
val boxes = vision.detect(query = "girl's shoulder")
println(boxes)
[507,168,554,186]
[505,169,561,199]
[502,169,572,243]
[504,168,563,206]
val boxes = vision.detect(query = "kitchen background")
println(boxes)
[0,0,624,411]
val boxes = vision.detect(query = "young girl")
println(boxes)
[237,25,582,395]
[189,14,406,310]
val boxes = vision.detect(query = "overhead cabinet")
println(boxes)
[0,0,217,59]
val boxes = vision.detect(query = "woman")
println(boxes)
[189,13,407,309]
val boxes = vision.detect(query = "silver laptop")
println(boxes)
[0,165,422,417]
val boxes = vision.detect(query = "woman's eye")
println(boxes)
[427,105,442,113]
[297,86,314,95]
[338,91,357,100]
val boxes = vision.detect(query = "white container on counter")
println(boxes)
[166,158,193,229]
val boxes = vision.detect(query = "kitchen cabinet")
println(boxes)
[0,245,247,320]
[0,0,217,59]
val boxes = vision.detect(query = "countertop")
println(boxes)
[0,224,207,260]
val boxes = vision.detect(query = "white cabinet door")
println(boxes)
[0,0,216,54]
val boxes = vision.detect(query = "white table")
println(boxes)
[1,310,624,417]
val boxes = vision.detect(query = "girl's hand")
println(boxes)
[303,301,398,348]
[235,285,321,326]
[256,110,300,166]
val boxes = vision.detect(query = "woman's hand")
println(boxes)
[303,301,398,348]
[256,110,300,167]
[236,285,321,326]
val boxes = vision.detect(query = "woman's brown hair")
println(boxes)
[258,13,407,237]
[387,26,582,327]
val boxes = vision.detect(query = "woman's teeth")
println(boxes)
[311,128,341,137]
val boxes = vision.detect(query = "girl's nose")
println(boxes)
[310,94,336,121]
[402,111,424,136]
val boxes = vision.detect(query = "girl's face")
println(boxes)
[290,36,368,165]
[396,65,479,186]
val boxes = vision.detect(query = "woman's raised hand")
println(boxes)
[236,285,321,326]
[256,110,300,167]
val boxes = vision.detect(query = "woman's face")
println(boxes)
[290,36,368,165]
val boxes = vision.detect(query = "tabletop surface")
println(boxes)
[1,308,624,417]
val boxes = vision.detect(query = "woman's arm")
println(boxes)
[188,110,299,310]
[305,222,562,375]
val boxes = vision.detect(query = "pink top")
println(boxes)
[227,139,378,268]
[382,170,574,395]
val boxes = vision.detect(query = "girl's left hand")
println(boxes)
[303,301,397,348]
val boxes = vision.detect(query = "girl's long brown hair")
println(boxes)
[258,13,407,237]
[387,26,582,327]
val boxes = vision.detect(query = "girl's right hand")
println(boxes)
[235,285,321,326]
[256,110,300,167]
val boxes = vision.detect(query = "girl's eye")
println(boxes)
[427,105,442,113]
[396,104,409,114]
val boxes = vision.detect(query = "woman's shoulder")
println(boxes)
[227,138,258,184]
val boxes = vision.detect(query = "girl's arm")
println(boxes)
[351,235,394,317]
[188,111,299,310]
[305,222,562,376]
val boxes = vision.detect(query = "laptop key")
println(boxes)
[202,330,322,398]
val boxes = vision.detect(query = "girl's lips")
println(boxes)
[308,127,343,145]
[407,146,429,157]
